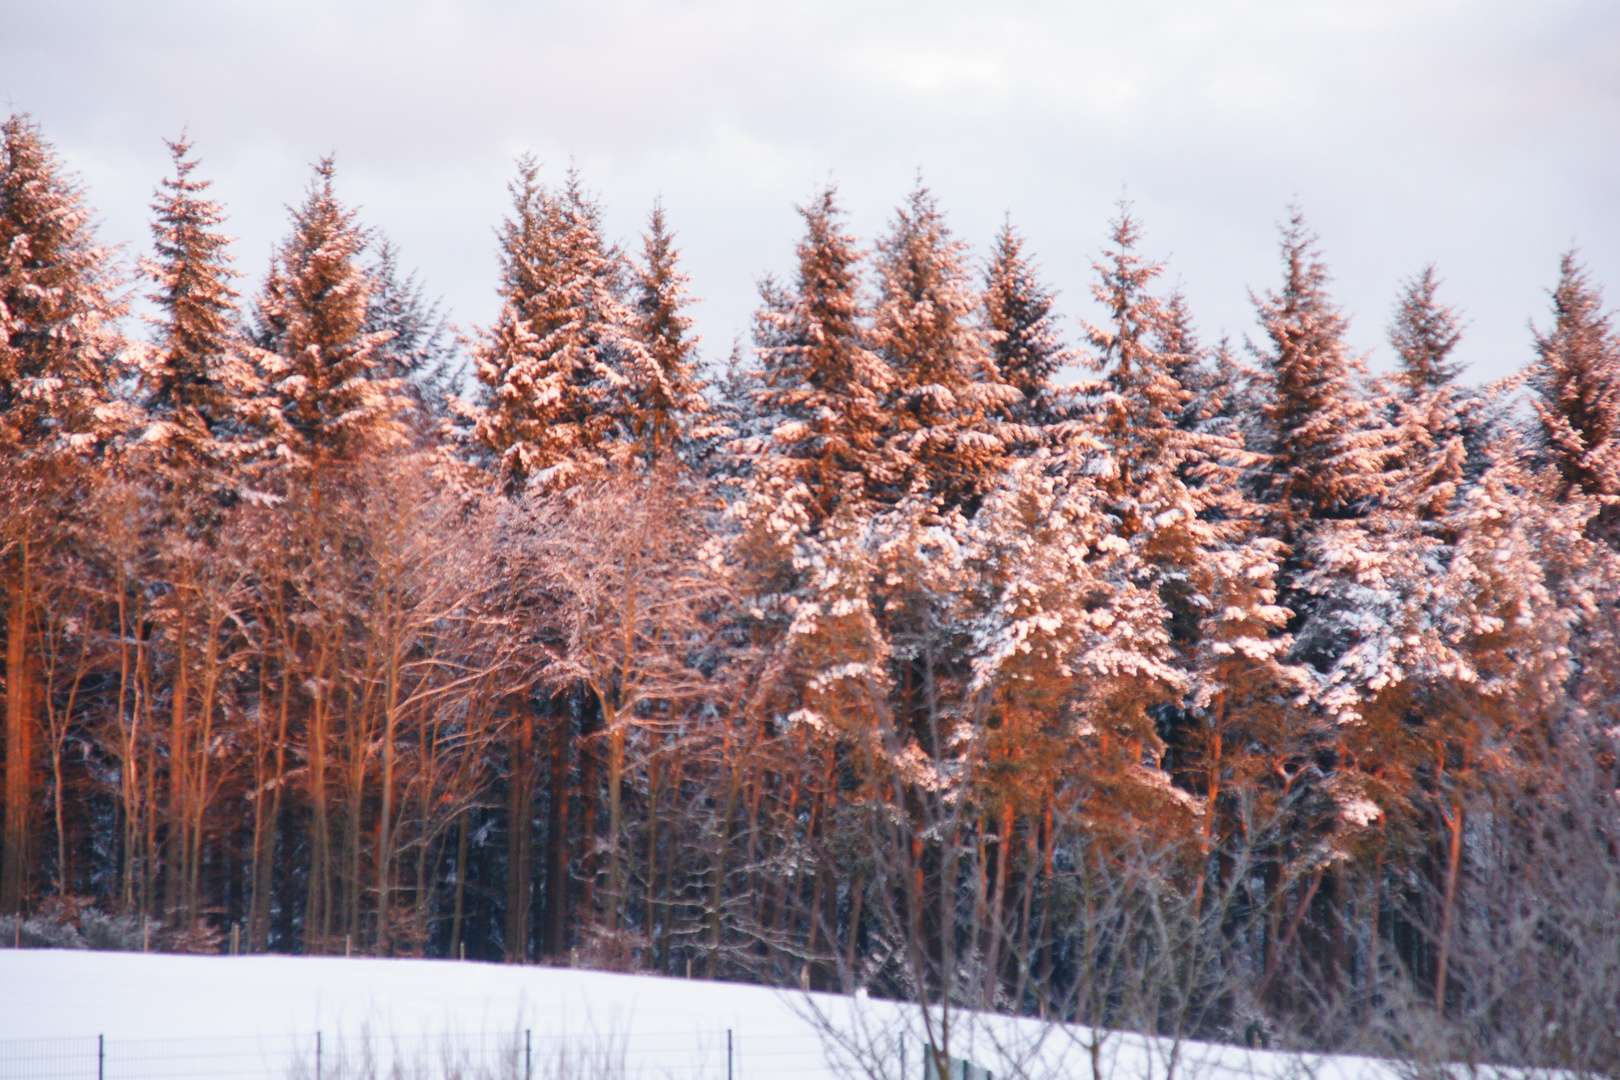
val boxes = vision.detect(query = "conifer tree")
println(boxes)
[0,116,127,465]
[1528,253,1620,514]
[629,202,706,462]
[1391,264,1464,397]
[248,159,412,950]
[254,158,405,475]
[462,160,648,492]
[136,138,266,931]
[731,188,899,769]
[964,452,1184,827]
[983,219,1072,442]
[0,114,128,913]
[137,136,258,478]
[1080,211,1255,799]
[1242,215,1415,979]
[362,238,459,425]
[1083,213,1242,518]
[1387,265,1468,520]
[749,186,894,523]
[1244,212,1422,727]
[872,182,1012,512]
[1251,211,1394,536]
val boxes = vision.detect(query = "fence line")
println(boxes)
[0,1028,843,1080]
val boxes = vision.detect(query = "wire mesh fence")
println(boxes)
[0,1029,839,1080]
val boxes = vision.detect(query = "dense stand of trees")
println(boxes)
[4,113,1620,1071]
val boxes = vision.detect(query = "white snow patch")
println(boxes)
[0,951,1409,1080]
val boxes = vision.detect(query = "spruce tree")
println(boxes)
[1528,252,1620,512]
[1243,214,1423,928]
[629,201,706,462]
[254,158,405,475]
[362,238,459,426]
[137,135,258,477]
[750,186,895,523]
[732,187,899,756]
[982,218,1073,443]
[0,114,128,913]
[0,115,127,465]
[964,452,1187,831]
[1251,211,1394,536]
[872,182,1011,512]
[1080,211,1256,792]
[1391,264,1464,397]
[1084,212,1235,510]
[462,160,648,492]
[1387,265,1468,520]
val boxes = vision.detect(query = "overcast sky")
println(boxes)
[4,0,1617,385]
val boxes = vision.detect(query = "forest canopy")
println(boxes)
[4,113,1620,1073]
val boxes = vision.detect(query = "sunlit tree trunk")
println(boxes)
[3,543,36,913]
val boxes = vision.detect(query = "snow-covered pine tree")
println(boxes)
[253,158,405,476]
[1523,255,1620,753]
[729,187,900,758]
[749,186,895,524]
[983,218,1074,446]
[1159,292,1229,447]
[1242,215,1414,985]
[1391,264,1464,397]
[0,115,128,467]
[461,160,648,493]
[1527,252,1620,532]
[1083,213,1246,535]
[1086,211,1197,498]
[864,184,1021,781]
[629,201,706,463]
[872,182,1012,513]
[136,138,271,933]
[136,136,259,483]
[1251,211,1395,537]
[362,237,459,427]
[963,451,1179,806]
[1248,211,1412,694]
[1185,525,1309,835]
[0,114,129,913]
[1387,265,1468,520]
[1355,435,1585,1009]
[1079,211,1254,804]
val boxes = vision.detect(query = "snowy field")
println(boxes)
[0,951,1401,1080]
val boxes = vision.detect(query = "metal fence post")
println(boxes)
[316,1031,322,1080]
[525,1028,532,1080]
[97,1034,103,1080]
[727,1028,733,1080]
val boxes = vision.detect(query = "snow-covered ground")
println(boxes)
[0,951,1399,1080]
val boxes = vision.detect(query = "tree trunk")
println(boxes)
[579,698,600,933]
[645,751,659,960]
[543,702,570,958]
[505,696,533,963]
[450,807,469,959]
[983,810,1011,1008]
[2,544,36,913]
[167,586,190,922]
[306,638,333,951]
[1434,799,1464,1012]
[376,643,402,955]
[605,701,625,934]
